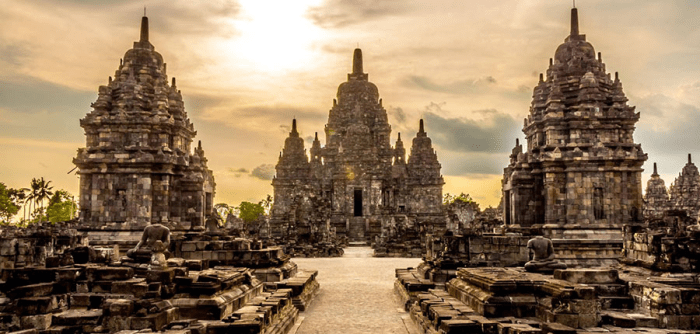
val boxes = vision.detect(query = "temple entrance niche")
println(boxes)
[354,189,363,217]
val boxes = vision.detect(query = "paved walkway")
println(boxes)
[292,247,422,334]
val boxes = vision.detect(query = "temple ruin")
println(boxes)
[270,49,445,244]
[502,7,647,266]
[73,15,216,235]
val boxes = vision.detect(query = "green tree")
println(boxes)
[46,190,77,223]
[443,192,477,206]
[238,201,265,223]
[8,187,29,221]
[0,183,20,223]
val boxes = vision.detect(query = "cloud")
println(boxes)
[306,0,414,28]
[251,164,275,180]
[388,106,406,125]
[0,40,31,67]
[439,151,509,176]
[421,103,521,154]
[403,75,497,95]
[199,103,325,132]
[635,93,700,154]
[228,167,249,178]
[0,76,94,114]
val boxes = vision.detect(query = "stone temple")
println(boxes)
[270,49,445,242]
[644,155,700,222]
[73,15,216,233]
[502,7,647,237]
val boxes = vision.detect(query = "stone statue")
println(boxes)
[524,235,566,273]
[205,214,220,234]
[127,223,171,268]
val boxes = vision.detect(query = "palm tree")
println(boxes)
[28,178,53,223]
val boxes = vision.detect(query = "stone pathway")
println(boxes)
[292,247,422,334]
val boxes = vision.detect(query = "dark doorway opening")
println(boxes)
[504,191,511,225]
[354,189,363,216]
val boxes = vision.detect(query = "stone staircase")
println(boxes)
[347,217,367,243]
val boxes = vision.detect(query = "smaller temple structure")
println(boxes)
[643,162,670,220]
[73,15,216,235]
[643,154,700,223]
[669,154,700,221]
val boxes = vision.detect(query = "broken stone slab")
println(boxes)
[439,319,480,334]
[16,295,68,315]
[85,266,134,281]
[7,282,54,299]
[540,322,576,334]
[553,268,619,284]
[52,309,103,326]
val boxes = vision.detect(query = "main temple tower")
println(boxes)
[271,49,445,241]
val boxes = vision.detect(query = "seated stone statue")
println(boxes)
[126,223,171,268]
[205,214,221,234]
[524,235,566,273]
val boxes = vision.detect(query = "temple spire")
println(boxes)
[419,119,425,134]
[689,153,692,164]
[140,13,149,43]
[570,7,579,37]
[352,48,363,75]
[653,162,658,176]
[291,119,298,137]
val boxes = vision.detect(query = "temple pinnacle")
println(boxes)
[689,153,692,164]
[140,12,149,42]
[419,119,425,134]
[291,119,298,136]
[352,48,363,75]
[570,7,579,37]
[653,162,658,176]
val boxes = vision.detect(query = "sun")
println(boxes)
[226,0,324,74]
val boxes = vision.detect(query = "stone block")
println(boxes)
[146,268,175,284]
[106,299,134,317]
[553,268,619,284]
[439,319,480,334]
[52,309,102,326]
[17,295,67,315]
[86,267,134,281]
[20,314,52,330]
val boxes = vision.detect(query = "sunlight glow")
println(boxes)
[228,0,324,73]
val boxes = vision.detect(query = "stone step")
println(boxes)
[348,241,368,246]
[600,310,636,328]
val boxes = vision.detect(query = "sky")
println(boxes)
[1,0,700,213]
